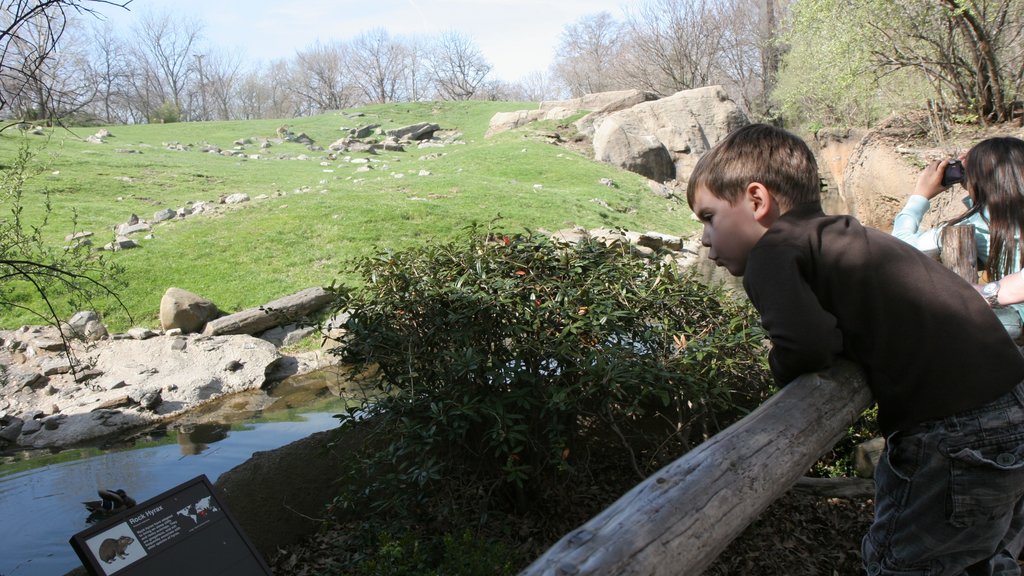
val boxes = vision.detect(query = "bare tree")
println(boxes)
[428,30,491,101]
[84,20,131,123]
[196,49,242,120]
[619,0,728,95]
[236,60,300,120]
[713,0,786,118]
[291,40,359,113]
[128,9,203,121]
[347,28,409,104]
[402,34,434,102]
[0,0,129,121]
[552,12,623,98]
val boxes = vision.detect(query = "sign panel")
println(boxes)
[70,475,272,576]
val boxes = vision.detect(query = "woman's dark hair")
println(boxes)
[948,136,1024,280]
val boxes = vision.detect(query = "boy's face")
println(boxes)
[690,185,770,276]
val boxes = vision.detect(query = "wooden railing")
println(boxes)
[519,359,872,576]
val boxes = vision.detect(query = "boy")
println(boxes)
[687,123,1024,575]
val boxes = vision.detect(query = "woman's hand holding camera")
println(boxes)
[914,156,965,200]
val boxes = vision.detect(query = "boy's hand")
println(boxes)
[914,159,951,200]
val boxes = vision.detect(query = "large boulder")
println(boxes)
[159,287,220,333]
[591,85,748,183]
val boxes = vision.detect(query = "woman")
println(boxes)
[892,136,1024,334]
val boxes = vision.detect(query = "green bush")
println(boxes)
[326,225,773,519]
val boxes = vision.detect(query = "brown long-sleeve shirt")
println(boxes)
[743,202,1024,435]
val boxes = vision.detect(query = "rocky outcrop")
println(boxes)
[486,86,747,184]
[1,284,340,451]
[0,326,281,449]
[591,85,748,183]
[486,89,658,138]
[810,117,1024,231]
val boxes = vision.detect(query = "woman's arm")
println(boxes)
[891,159,955,258]
[991,270,1024,306]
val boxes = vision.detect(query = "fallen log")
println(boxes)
[202,287,335,337]
[519,359,873,576]
[792,476,875,500]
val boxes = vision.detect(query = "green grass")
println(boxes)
[0,101,696,331]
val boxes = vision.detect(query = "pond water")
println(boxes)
[0,368,360,576]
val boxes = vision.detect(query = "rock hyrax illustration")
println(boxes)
[98,535,134,563]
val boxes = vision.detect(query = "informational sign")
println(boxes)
[69,475,272,576]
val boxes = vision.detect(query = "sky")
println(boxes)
[90,0,631,82]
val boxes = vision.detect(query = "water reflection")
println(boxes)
[0,365,367,576]
[176,423,231,456]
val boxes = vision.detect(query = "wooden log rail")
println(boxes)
[519,359,873,576]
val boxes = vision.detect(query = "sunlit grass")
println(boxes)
[0,101,697,331]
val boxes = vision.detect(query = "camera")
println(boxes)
[942,159,965,187]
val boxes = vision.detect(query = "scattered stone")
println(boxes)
[39,356,74,376]
[31,338,65,352]
[103,237,140,251]
[65,231,94,242]
[67,310,109,341]
[153,208,177,222]
[223,193,250,205]
[10,370,46,389]
[126,327,159,340]
[387,122,440,141]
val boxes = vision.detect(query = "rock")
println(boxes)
[67,310,109,341]
[103,237,139,251]
[223,193,250,205]
[39,356,74,375]
[159,287,220,333]
[126,327,158,340]
[387,122,440,141]
[202,287,334,337]
[31,337,66,351]
[21,418,42,435]
[216,424,367,557]
[0,416,24,444]
[9,370,46,389]
[116,221,151,236]
[350,124,380,138]
[138,389,163,411]
[486,89,657,138]
[153,208,177,222]
[591,85,748,183]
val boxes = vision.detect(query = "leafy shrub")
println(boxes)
[326,226,773,518]
[150,101,181,124]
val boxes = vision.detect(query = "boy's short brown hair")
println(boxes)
[686,123,821,210]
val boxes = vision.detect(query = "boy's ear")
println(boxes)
[746,182,781,225]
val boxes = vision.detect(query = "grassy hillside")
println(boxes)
[0,101,697,331]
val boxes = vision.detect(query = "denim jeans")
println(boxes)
[863,380,1024,575]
